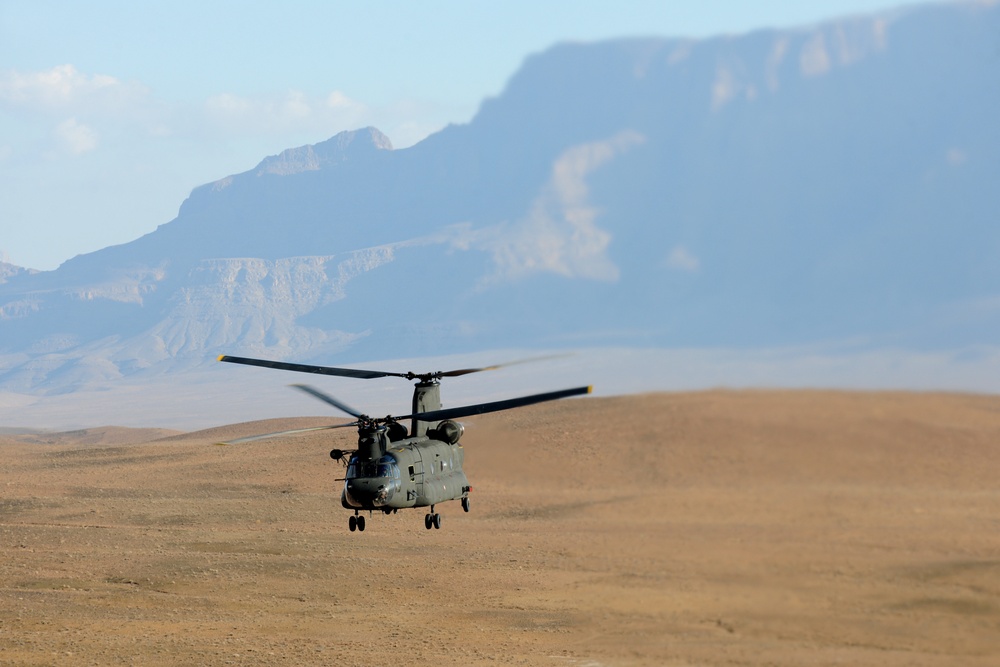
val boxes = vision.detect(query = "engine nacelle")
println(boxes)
[432,420,464,445]
[386,421,409,442]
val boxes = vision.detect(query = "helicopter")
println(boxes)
[216,354,591,532]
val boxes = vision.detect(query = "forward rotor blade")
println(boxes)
[217,355,405,380]
[218,353,572,382]
[400,385,592,422]
[290,383,366,418]
[217,423,356,445]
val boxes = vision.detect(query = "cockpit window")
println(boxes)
[347,455,399,480]
[377,455,399,479]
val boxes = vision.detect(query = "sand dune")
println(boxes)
[0,426,182,447]
[1,390,998,665]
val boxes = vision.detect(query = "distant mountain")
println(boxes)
[2,1,999,394]
[0,261,36,284]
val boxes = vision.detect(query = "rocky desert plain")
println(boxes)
[1,389,999,666]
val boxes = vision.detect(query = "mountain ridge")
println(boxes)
[2,1,998,396]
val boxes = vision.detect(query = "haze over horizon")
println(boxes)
[3,0,920,271]
[2,0,998,429]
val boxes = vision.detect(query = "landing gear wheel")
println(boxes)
[432,513,442,530]
[424,513,433,530]
[349,515,357,532]
[357,515,366,532]
[462,496,470,513]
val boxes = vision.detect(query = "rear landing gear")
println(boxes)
[462,496,470,513]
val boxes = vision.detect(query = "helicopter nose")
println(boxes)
[345,479,393,508]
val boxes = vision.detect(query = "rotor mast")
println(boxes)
[411,380,442,437]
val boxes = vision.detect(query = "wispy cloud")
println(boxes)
[0,64,146,113]
[2,64,455,157]
[946,147,968,166]
[203,89,369,136]
[1,65,156,157]
[53,117,98,155]
[664,245,701,272]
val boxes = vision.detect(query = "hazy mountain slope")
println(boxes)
[1,1,998,393]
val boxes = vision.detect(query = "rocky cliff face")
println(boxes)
[0,249,399,391]
[253,127,393,176]
[2,2,998,394]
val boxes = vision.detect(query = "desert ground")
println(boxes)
[1,390,998,666]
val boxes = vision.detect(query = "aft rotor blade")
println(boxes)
[217,423,356,445]
[401,385,592,422]
[436,353,572,378]
[217,355,405,380]
[290,383,366,418]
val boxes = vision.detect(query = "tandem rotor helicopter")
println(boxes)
[217,354,591,532]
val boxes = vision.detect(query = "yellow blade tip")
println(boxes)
[217,354,225,362]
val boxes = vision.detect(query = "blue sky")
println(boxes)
[2,0,916,270]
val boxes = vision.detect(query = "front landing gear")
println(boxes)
[349,512,366,532]
[424,505,442,530]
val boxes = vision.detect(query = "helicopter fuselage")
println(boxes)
[341,436,469,511]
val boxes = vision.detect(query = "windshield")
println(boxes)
[346,455,399,480]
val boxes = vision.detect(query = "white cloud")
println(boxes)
[326,91,359,110]
[195,89,453,148]
[0,64,144,113]
[204,92,251,116]
[1,64,162,156]
[54,117,98,155]
[280,91,311,120]
[474,130,645,285]
[1,65,447,155]
[947,148,968,166]
[664,245,701,272]
[204,89,367,136]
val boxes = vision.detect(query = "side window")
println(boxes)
[408,465,415,481]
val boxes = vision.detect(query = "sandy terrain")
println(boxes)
[1,390,998,665]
